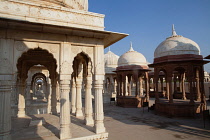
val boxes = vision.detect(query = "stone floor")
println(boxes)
[11,98,210,140]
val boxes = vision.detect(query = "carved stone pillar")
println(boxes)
[71,79,76,114]
[135,80,138,97]
[154,70,159,102]
[173,76,177,94]
[122,76,126,97]
[11,81,17,106]
[119,79,122,96]
[94,80,106,134]
[116,80,120,97]
[113,80,117,93]
[26,82,31,106]
[168,76,173,103]
[182,73,186,100]
[188,72,195,104]
[60,79,71,139]
[166,78,169,100]
[195,70,201,101]
[85,74,94,125]
[199,66,206,108]
[139,76,143,96]
[76,78,83,117]
[47,80,52,114]
[51,81,57,115]
[128,76,132,96]
[145,72,149,102]
[148,78,151,92]
[178,75,182,92]
[17,83,26,118]
[125,76,128,96]
[160,77,164,92]
[0,80,12,140]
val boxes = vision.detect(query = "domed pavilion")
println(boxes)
[149,25,210,117]
[115,43,150,108]
[104,49,119,102]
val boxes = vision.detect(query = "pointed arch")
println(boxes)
[16,47,58,83]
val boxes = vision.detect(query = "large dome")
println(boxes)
[118,45,148,67]
[154,25,200,58]
[104,50,119,73]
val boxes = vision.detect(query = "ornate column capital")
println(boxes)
[0,80,12,92]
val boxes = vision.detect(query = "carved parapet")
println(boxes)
[0,0,104,30]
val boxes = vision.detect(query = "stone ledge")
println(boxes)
[69,132,108,140]
[0,1,104,30]
[29,118,46,126]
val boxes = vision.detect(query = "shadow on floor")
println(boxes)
[103,99,210,139]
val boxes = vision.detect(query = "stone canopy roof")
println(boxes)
[154,25,200,58]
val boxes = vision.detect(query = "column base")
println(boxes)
[196,98,201,102]
[17,111,25,118]
[60,124,71,140]
[94,121,106,134]
[51,107,57,115]
[182,97,187,100]
[71,107,76,114]
[85,117,94,125]
[76,110,83,117]
[0,132,11,140]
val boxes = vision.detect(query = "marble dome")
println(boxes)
[104,50,119,73]
[154,25,200,58]
[118,45,148,67]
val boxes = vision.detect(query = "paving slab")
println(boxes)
[11,99,210,140]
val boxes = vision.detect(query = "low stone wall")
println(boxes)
[155,101,204,117]
[117,96,146,108]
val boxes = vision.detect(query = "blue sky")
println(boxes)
[89,0,210,72]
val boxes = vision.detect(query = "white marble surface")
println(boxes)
[154,35,200,58]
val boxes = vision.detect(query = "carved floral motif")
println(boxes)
[15,41,26,51]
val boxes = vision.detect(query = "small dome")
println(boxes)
[154,25,200,58]
[104,50,119,73]
[118,45,148,67]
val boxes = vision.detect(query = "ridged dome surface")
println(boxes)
[104,51,119,73]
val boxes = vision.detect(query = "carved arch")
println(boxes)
[17,48,58,83]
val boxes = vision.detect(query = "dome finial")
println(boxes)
[172,24,177,36]
[108,47,111,52]
[129,41,134,51]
